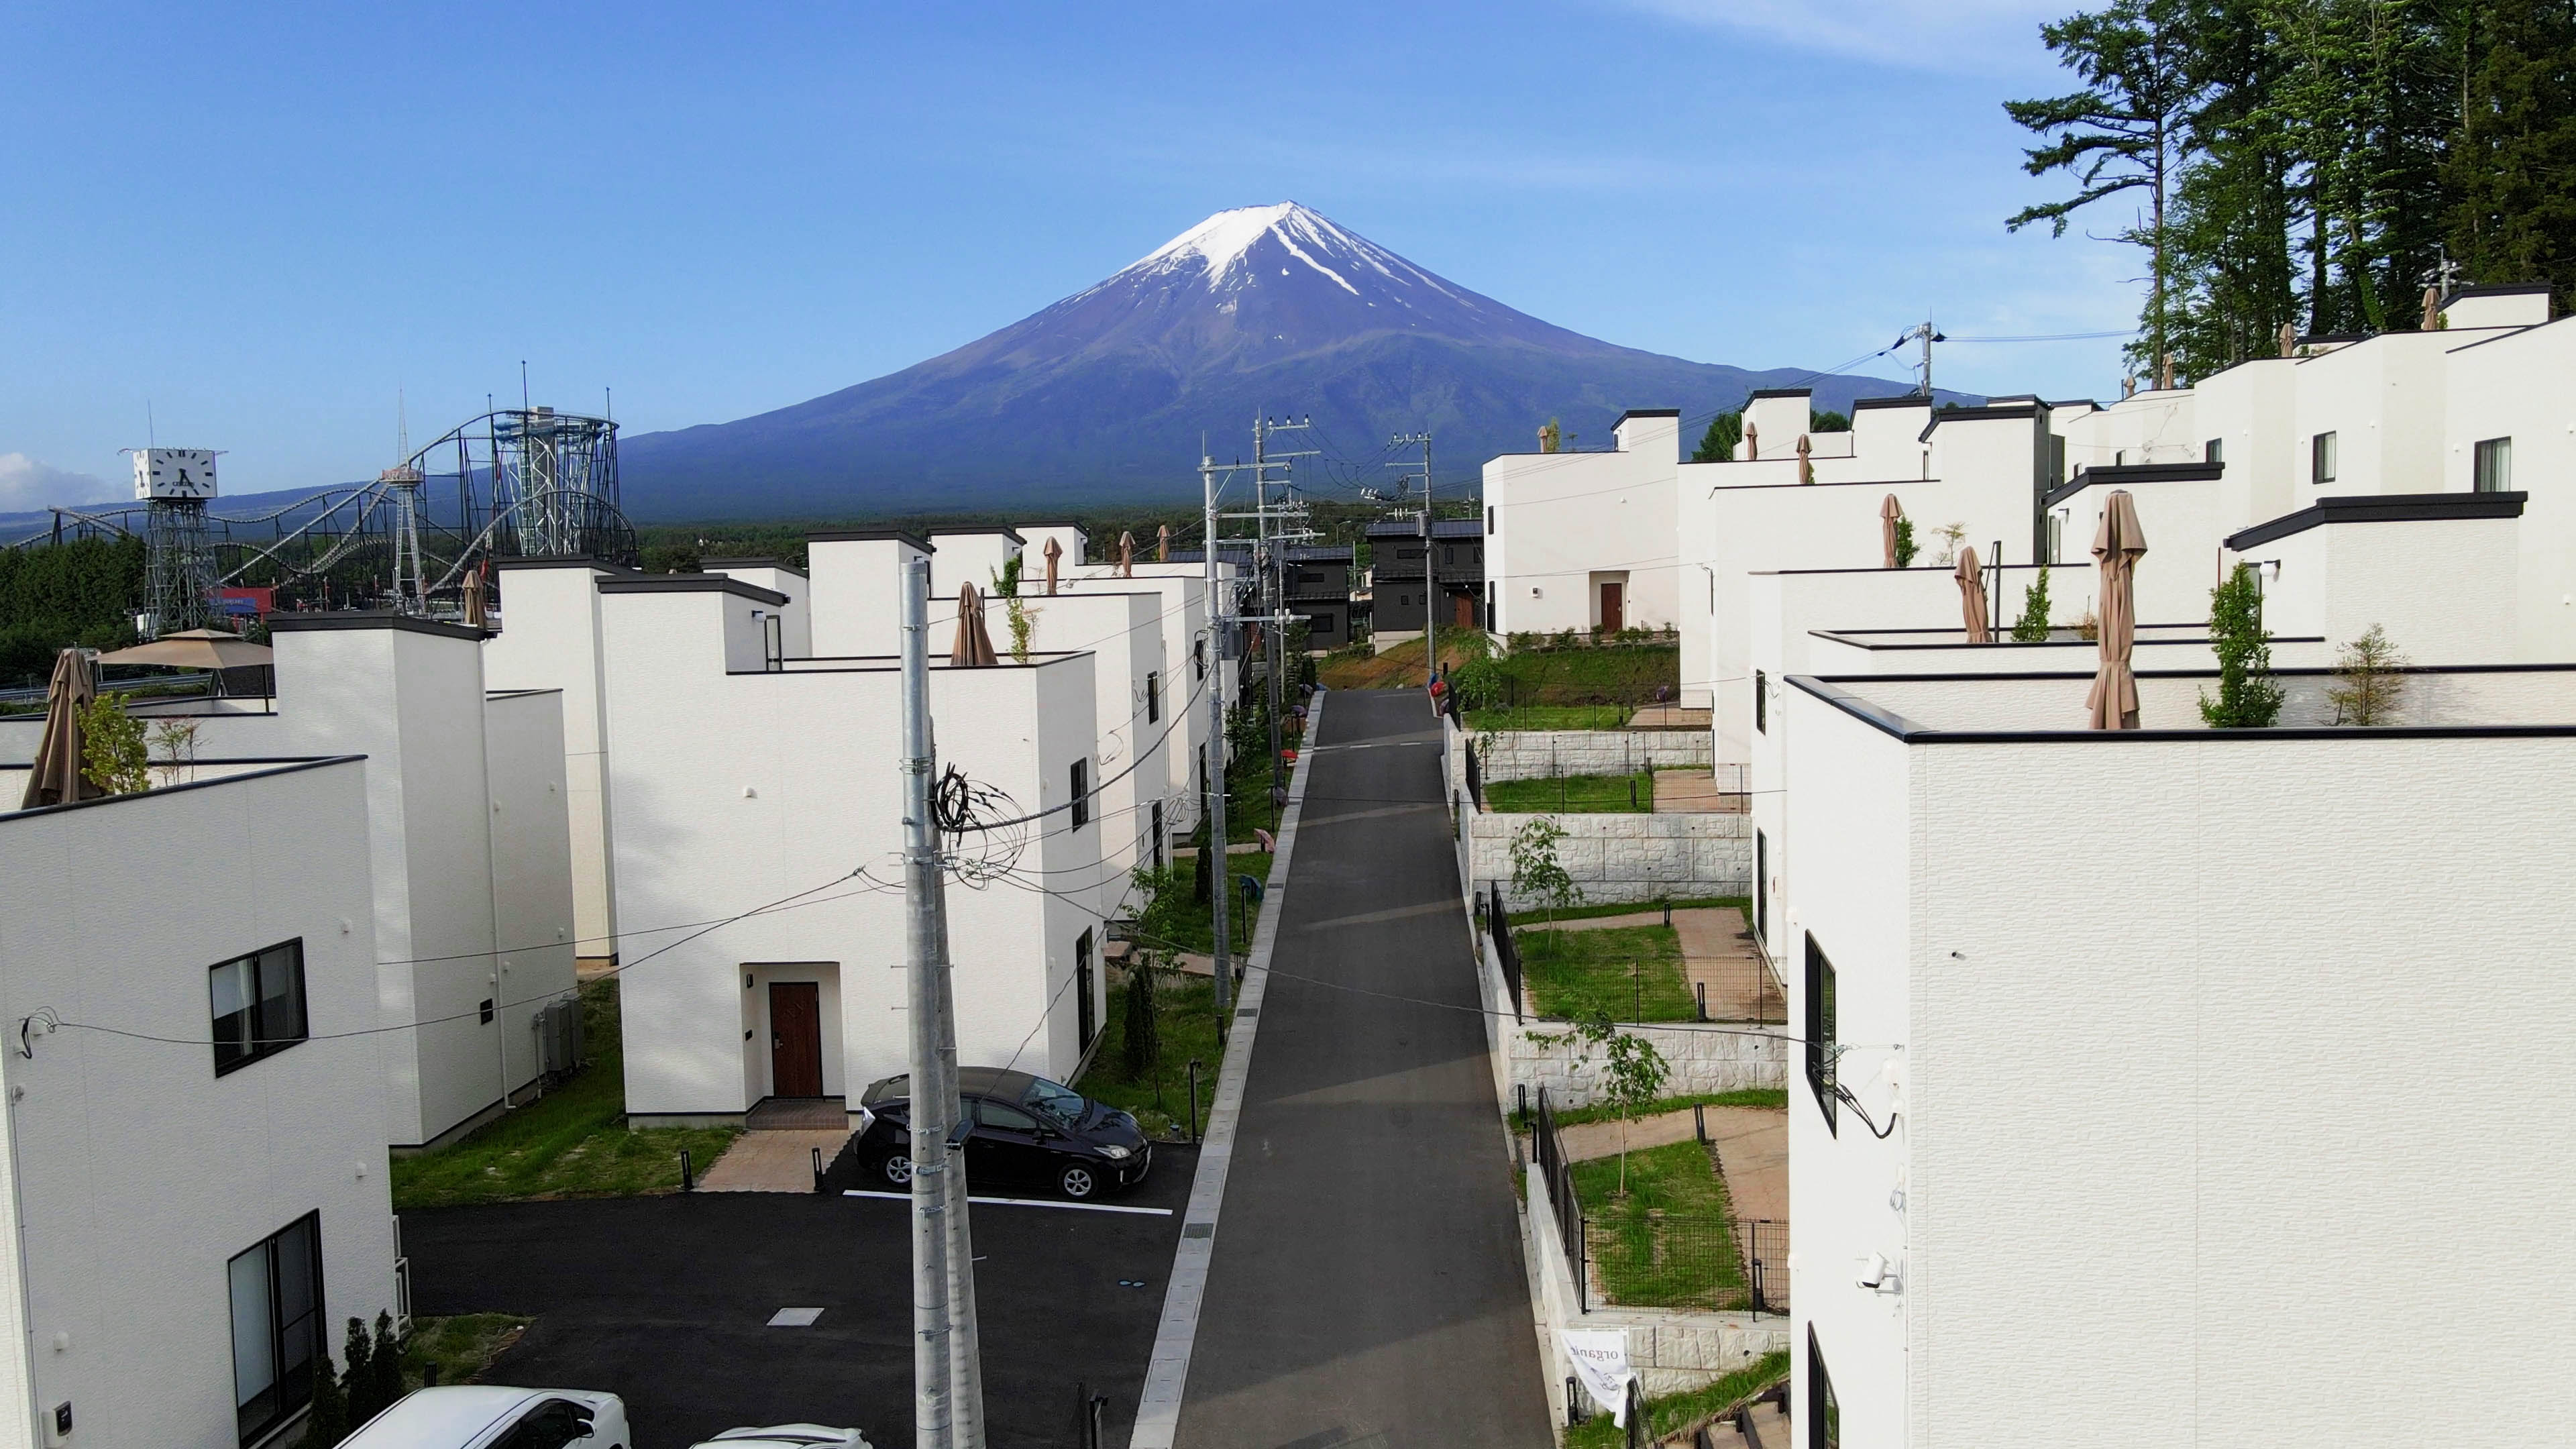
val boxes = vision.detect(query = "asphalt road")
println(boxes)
[1175,689,1553,1449]
[405,1148,1194,1449]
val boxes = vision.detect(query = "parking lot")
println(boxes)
[405,1142,1196,1449]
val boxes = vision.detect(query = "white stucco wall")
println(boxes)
[484,559,623,955]
[1784,686,2576,1447]
[2445,317,2576,660]
[1485,412,1682,640]
[702,561,812,660]
[2249,513,2522,664]
[926,530,1024,602]
[0,759,397,1449]
[481,688,582,1093]
[597,585,1107,1118]
[808,533,933,658]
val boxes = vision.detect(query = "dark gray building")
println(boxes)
[1282,545,1356,648]
[1366,518,1485,634]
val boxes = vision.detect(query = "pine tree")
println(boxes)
[369,1311,404,1411]
[1690,411,1743,464]
[2447,0,2576,309]
[342,1319,380,1425]
[305,1350,350,1446]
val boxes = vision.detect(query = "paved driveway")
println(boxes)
[1174,689,1554,1448]
[405,1145,1195,1449]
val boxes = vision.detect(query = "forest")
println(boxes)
[2005,0,2576,382]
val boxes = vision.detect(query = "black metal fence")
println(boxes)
[1463,741,1485,809]
[1488,889,1523,1020]
[1531,1087,1587,1311]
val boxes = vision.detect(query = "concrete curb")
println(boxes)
[1127,690,1324,1449]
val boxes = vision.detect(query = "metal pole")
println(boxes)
[900,554,957,1449]
[1259,418,1285,808]
[931,871,986,1445]
[1421,433,1436,690]
[1203,456,1232,1021]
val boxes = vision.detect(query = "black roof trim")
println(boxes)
[268,610,488,641]
[2446,282,2554,301]
[1790,669,2576,744]
[1012,519,1089,531]
[1807,628,2319,651]
[702,557,808,580]
[0,755,368,822]
[1744,388,1811,401]
[1919,402,2040,441]
[2047,398,2100,410]
[926,526,1026,545]
[1849,396,1929,411]
[2045,460,2225,507]
[491,555,637,575]
[1615,409,1682,423]
[807,529,934,551]
[597,576,792,606]
[2224,490,2526,549]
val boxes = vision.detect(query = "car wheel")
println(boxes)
[1059,1163,1098,1200]
[879,1152,914,1187]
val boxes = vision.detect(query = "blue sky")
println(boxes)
[0,0,2138,508]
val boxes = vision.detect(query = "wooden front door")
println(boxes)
[1454,593,1474,628]
[1600,582,1625,632]
[768,982,823,1097]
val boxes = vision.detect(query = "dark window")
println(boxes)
[1486,505,1495,534]
[1076,929,1097,1049]
[228,1212,323,1445]
[1152,800,1165,869]
[1193,637,1205,681]
[1070,759,1090,831]
[2311,430,2337,484]
[493,1399,596,1449]
[479,998,495,1024]
[1808,1327,1839,1449]
[1399,547,1425,561]
[2049,433,2067,483]
[2204,437,2224,465]
[1805,934,1837,1133]
[1754,670,1767,735]
[211,940,307,1076]
[1146,671,1161,724]
[2475,436,2512,492]
[977,1097,1039,1132]
[1755,830,1768,945]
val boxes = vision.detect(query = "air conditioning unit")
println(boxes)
[535,997,584,1076]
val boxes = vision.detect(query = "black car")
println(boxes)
[855,1066,1150,1200]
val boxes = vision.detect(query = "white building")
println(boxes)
[484,559,629,963]
[0,757,400,1449]
[1,614,579,1150]
[1485,410,1683,641]
[588,572,1111,1123]
[1774,663,2576,1447]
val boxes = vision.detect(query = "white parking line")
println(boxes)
[839,1189,1173,1217]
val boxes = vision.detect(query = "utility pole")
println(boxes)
[1252,417,1316,802]
[1903,320,1946,399]
[1389,433,1434,687]
[1201,452,1233,1022]
[932,893,985,1447]
[900,554,960,1449]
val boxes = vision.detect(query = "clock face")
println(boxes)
[134,448,218,500]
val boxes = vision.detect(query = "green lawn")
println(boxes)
[1223,759,1288,845]
[1482,770,1654,814]
[1568,1138,1746,1310]
[390,979,739,1209]
[1517,924,1695,1021]
[1128,862,1267,957]
[1564,1350,1790,1448]
[403,1314,531,1389]
[1491,643,1678,709]
[1524,1089,1788,1132]
[1075,968,1225,1140]
[1461,704,1630,731]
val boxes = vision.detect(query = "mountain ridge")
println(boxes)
[618,203,1968,519]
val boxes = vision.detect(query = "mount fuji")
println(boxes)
[618,203,1956,519]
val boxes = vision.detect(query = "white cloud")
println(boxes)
[0,454,122,513]
[1610,0,2066,72]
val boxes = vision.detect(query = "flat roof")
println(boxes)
[926,526,1026,545]
[1849,396,1929,412]
[2224,490,2525,550]
[702,557,808,580]
[0,755,367,822]
[1615,408,1682,423]
[596,576,792,606]
[268,610,487,641]
[807,528,933,551]
[2044,460,2225,508]
[1744,388,1811,401]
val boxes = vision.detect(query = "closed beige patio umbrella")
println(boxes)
[1118,531,1136,578]
[1955,545,1992,643]
[2086,488,2149,729]
[951,582,1000,667]
[1042,536,1062,595]
[1157,524,1171,562]
[19,649,99,810]
[462,568,488,628]
[1880,494,1904,569]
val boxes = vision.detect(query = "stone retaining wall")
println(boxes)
[1470,810,1751,909]
[1474,729,1711,782]
[1507,1016,1786,1104]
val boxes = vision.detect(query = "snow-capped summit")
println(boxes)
[619,204,1947,517]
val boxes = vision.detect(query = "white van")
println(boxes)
[339,1387,630,1449]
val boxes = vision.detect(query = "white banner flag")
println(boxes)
[1562,1329,1635,1425]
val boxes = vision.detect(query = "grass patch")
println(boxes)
[1490,644,1678,710]
[1075,969,1224,1141]
[1520,1089,1788,1132]
[1569,1138,1745,1309]
[390,979,739,1209]
[1564,1350,1790,1448]
[1461,704,1631,731]
[1505,896,1745,926]
[1317,635,1486,692]
[1518,924,1694,1022]
[1482,770,1653,814]
[403,1313,531,1389]
[1128,863,1266,958]
[1223,759,1288,845]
